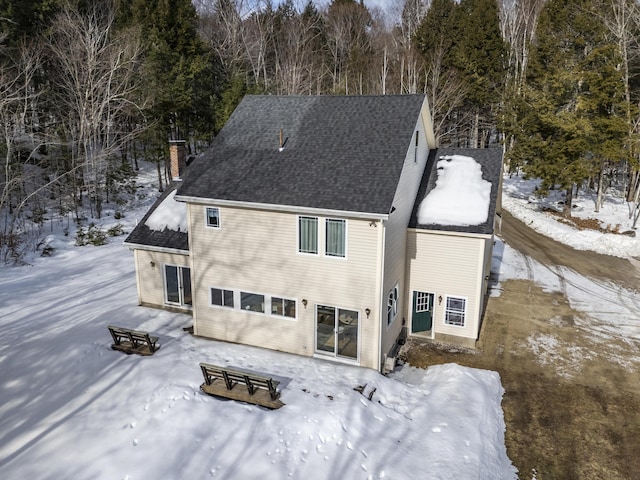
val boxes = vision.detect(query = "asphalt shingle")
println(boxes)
[124,186,189,251]
[176,95,427,215]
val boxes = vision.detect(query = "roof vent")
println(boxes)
[278,129,287,152]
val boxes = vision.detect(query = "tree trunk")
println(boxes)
[563,185,574,217]
[156,160,164,193]
[595,164,606,213]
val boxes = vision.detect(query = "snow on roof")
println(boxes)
[145,190,187,232]
[418,154,491,226]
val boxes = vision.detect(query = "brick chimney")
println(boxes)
[169,140,187,181]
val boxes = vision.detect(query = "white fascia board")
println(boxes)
[123,242,190,256]
[174,195,390,221]
[408,227,493,240]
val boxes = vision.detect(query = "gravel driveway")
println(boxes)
[401,211,640,480]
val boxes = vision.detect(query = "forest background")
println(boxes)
[2,0,640,263]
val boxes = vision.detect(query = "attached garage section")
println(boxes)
[405,229,492,348]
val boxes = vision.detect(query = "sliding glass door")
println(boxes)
[164,265,192,307]
[315,305,359,360]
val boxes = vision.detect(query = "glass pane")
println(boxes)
[326,219,345,257]
[165,265,179,304]
[337,309,358,359]
[284,299,296,318]
[241,292,264,313]
[316,305,335,353]
[415,292,432,313]
[299,217,318,254]
[271,297,284,315]
[211,288,222,306]
[445,297,465,326]
[181,267,192,305]
[206,207,219,228]
[223,289,234,308]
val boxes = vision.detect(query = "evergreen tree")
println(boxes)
[413,0,456,71]
[508,0,627,216]
[120,0,217,144]
[451,0,507,147]
[0,0,60,45]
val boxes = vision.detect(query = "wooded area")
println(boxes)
[2,0,640,263]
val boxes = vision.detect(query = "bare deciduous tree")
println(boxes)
[48,1,146,219]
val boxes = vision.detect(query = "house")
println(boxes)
[124,95,503,371]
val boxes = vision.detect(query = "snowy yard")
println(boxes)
[0,238,515,479]
[1,166,638,479]
[0,164,517,480]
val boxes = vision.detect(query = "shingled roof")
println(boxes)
[124,186,189,252]
[176,95,426,216]
[409,147,503,235]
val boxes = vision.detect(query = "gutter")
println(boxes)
[174,195,389,222]
[123,242,190,256]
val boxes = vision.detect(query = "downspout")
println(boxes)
[186,203,197,335]
[376,219,387,372]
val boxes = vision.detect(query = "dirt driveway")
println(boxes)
[401,211,640,480]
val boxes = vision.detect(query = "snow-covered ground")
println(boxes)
[1,166,638,480]
[0,163,517,480]
[502,174,640,257]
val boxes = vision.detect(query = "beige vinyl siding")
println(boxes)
[406,230,490,340]
[188,203,381,369]
[380,106,433,358]
[133,249,190,311]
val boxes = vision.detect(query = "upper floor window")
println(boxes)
[387,285,399,326]
[298,216,318,254]
[206,207,220,228]
[444,296,466,327]
[325,219,346,257]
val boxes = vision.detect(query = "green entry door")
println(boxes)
[412,291,434,333]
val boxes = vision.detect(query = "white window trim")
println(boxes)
[209,287,298,321]
[297,215,348,259]
[297,215,319,256]
[387,284,399,327]
[324,217,347,259]
[270,295,298,320]
[314,303,360,363]
[210,286,235,309]
[163,263,192,308]
[414,290,434,313]
[444,295,467,328]
[240,291,267,314]
[205,206,221,229]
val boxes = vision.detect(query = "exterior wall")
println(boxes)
[133,248,191,311]
[405,230,491,341]
[380,102,436,360]
[188,203,382,370]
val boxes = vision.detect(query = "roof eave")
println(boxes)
[174,194,390,221]
[123,241,190,255]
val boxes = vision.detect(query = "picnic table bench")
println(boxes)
[108,325,160,356]
[199,362,284,409]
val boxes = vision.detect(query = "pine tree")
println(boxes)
[451,0,507,147]
[120,0,216,144]
[509,0,627,216]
